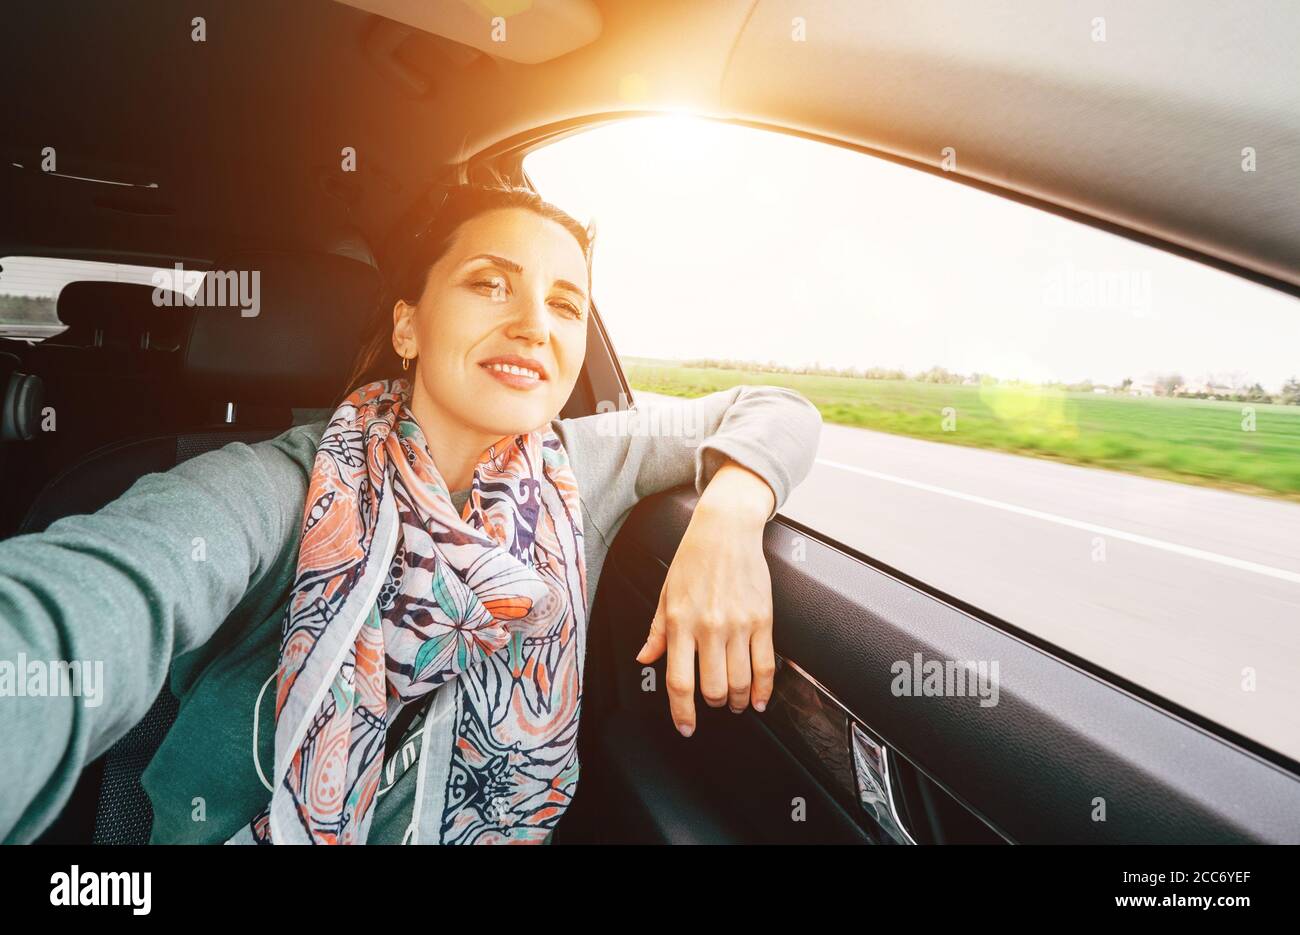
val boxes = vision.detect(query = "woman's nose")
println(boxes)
[505,291,550,344]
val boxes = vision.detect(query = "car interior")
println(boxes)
[3,0,1299,844]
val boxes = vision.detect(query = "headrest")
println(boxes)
[56,280,191,351]
[181,251,382,407]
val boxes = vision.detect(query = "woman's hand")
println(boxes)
[635,459,776,737]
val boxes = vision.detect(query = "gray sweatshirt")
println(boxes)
[0,385,822,843]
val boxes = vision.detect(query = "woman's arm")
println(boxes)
[0,426,312,843]
[553,384,823,736]
[555,384,822,541]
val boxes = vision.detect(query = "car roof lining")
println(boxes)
[330,0,604,65]
[722,0,1300,290]
[1,0,1295,293]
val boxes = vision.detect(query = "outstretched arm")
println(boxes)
[0,428,310,843]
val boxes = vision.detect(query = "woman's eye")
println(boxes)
[471,276,580,318]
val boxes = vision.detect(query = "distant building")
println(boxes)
[1179,379,1236,397]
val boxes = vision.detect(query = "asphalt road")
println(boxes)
[768,419,1300,763]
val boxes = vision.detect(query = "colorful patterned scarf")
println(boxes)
[231,377,587,844]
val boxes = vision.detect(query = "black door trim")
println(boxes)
[607,487,1300,844]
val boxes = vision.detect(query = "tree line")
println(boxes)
[680,358,1300,405]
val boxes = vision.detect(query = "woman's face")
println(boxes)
[393,206,590,439]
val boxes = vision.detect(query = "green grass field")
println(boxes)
[622,357,1300,501]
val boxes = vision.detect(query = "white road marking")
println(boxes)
[815,458,1300,586]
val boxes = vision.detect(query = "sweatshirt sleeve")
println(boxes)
[553,385,823,546]
[0,424,317,844]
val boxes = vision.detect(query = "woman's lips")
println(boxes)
[480,361,544,391]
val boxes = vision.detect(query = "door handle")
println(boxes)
[849,721,917,845]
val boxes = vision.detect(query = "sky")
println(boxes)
[524,115,1300,392]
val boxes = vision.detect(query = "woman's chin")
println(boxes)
[476,406,554,439]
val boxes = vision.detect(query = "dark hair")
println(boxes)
[336,179,597,406]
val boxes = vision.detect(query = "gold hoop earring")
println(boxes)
[402,355,411,372]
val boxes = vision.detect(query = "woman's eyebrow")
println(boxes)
[462,253,587,303]
[463,253,523,275]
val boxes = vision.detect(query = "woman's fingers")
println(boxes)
[645,573,773,734]
[726,634,753,713]
[662,624,767,735]
[696,632,729,710]
[666,628,698,737]
[636,608,668,664]
[750,627,775,713]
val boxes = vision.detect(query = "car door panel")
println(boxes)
[559,487,1300,844]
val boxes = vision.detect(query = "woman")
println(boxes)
[0,183,822,845]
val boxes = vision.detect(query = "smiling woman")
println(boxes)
[340,185,595,402]
[338,185,599,498]
[0,179,824,845]
[394,209,593,488]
